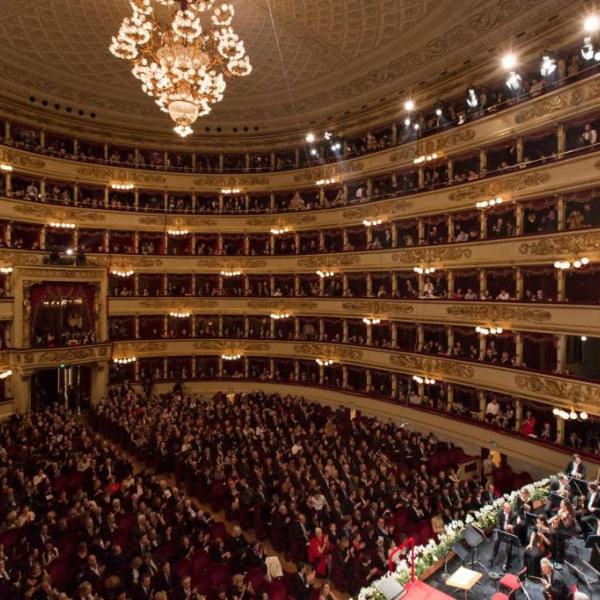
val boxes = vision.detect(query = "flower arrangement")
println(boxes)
[357,476,554,600]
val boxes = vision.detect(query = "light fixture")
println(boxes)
[270,313,290,320]
[584,14,600,33]
[220,270,241,277]
[413,266,436,274]
[475,326,503,335]
[506,71,523,92]
[109,1,252,137]
[221,354,241,360]
[110,183,134,190]
[540,54,557,77]
[113,357,136,365]
[305,132,316,144]
[413,153,439,165]
[0,164,13,172]
[324,131,333,141]
[270,227,290,235]
[167,229,189,236]
[0,267,13,274]
[110,269,134,277]
[404,99,415,112]
[316,177,339,186]
[412,375,435,385]
[403,117,411,127]
[581,336,588,342]
[48,222,76,229]
[0,369,12,379]
[316,270,335,278]
[553,407,588,421]
[362,317,381,325]
[310,148,318,156]
[330,142,342,152]
[316,358,335,366]
[501,53,518,70]
[435,108,443,117]
[413,123,420,131]
[221,187,242,195]
[553,257,590,270]
[475,196,503,209]
[362,218,383,227]
[169,311,190,318]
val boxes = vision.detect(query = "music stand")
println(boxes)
[524,512,538,528]
[489,529,521,580]
[586,534,600,576]
[462,525,487,571]
[569,476,588,497]
[565,560,596,594]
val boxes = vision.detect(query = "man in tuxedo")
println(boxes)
[491,503,518,570]
[132,573,154,600]
[291,562,314,600]
[567,454,587,496]
[541,558,570,600]
[579,482,600,538]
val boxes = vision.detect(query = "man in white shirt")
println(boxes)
[582,123,598,146]
[486,397,500,420]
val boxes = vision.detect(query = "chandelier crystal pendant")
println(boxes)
[109,0,252,137]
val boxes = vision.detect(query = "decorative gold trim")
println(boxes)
[389,354,475,378]
[246,214,318,227]
[138,299,219,309]
[448,171,551,202]
[519,232,600,256]
[341,199,413,220]
[76,166,167,185]
[196,258,268,269]
[293,343,363,361]
[192,340,270,352]
[297,255,361,268]
[293,162,365,183]
[0,148,45,170]
[246,300,318,310]
[392,246,472,263]
[446,304,552,323]
[515,374,600,407]
[193,175,270,186]
[341,300,414,315]
[13,204,105,223]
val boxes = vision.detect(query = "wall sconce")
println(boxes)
[0,164,13,172]
[167,229,189,236]
[110,269,134,277]
[316,359,335,366]
[553,408,588,420]
[476,196,503,209]
[413,152,439,165]
[49,222,76,229]
[111,183,134,190]
[113,357,136,364]
[475,326,503,335]
[316,177,339,186]
[220,270,242,277]
[362,218,383,227]
[0,267,13,274]
[221,188,242,195]
[221,354,242,360]
[270,313,290,320]
[169,311,191,318]
[270,227,291,235]
[413,266,436,274]
[316,270,335,278]
[0,369,12,379]
[413,375,435,385]
[362,317,381,325]
[554,257,590,270]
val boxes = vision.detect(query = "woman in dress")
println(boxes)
[308,527,331,577]
[524,516,552,578]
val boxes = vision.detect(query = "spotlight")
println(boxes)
[305,132,315,143]
[540,54,557,78]
[404,99,415,112]
[584,14,600,33]
[310,148,318,156]
[501,53,518,70]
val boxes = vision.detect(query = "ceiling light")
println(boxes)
[501,53,518,70]
[0,369,12,379]
[111,182,134,190]
[49,222,76,229]
[585,14,600,33]
[404,117,411,127]
[167,229,189,236]
[109,1,252,137]
[270,313,290,320]
[404,99,415,111]
[221,187,242,195]
[0,267,13,274]
[316,270,334,278]
[110,269,134,277]
[221,270,241,277]
[270,227,290,235]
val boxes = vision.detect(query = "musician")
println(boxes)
[523,516,552,578]
[578,481,600,538]
[514,488,533,545]
[540,557,569,600]
[491,502,518,570]
[549,498,576,563]
[590,519,600,572]
[566,453,587,496]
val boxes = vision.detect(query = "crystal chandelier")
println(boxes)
[109,0,252,137]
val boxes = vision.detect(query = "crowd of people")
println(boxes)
[92,389,516,596]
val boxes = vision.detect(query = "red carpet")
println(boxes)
[404,580,455,599]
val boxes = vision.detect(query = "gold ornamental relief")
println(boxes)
[0,148,45,170]
[297,255,361,269]
[446,305,552,324]
[293,161,365,183]
[137,299,219,309]
[111,257,163,268]
[18,268,104,280]
[519,232,600,256]
[341,198,413,221]
[246,300,318,311]
[515,374,600,407]
[35,347,97,364]
[449,171,551,202]
[416,128,476,155]
[193,175,270,186]
[165,215,217,227]
[392,246,472,264]
[341,300,414,316]
[293,343,363,361]
[245,214,318,227]
[192,340,270,352]
[196,258,267,269]
[13,204,106,223]
[76,166,167,185]
[0,251,40,266]
[389,354,475,379]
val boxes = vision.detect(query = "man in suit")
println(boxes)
[541,558,570,600]
[566,454,587,496]
[491,503,518,570]
[579,482,600,538]
[291,562,314,600]
[132,573,154,600]
[153,561,175,593]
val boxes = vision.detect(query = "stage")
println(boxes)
[422,528,594,599]
[404,580,454,599]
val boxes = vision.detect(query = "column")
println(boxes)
[391,223,398,248]
[294,318,300,340]
[515,268,523,301]
[343,274,349,296]
[417,325,424,352]
[418,381,425,401]
[479,270,486,297]
[162,274,168,296]
[447,215,454,243]
[191,315,197,338]
[294,275,300,296]
[556,334,567,373]
[366,178,373,198]
[391,322,397,348]
[134,316,140,339]
[319,318,324,341]
[103,231,110,253]
[134,274,139,296]
[40,226,46,250]
[479,211,487,239]
[218,275,224,295]
[343,320,349,343]
[515,332,523,366]
[218,315,223,337]
[319,276,325,296]
[90,363,109,404]
[447,271,454,297]
[557,195,565,230]
[366,323,372,346]
[104,142,109,161]
[391,373,398,399]
[40,178,46,202]
[270,317,275,339]
[479,331,486,360]
[163,315,168,338]
[392,124,398,146]
[5,223,11,247]
[270,275,275,296]
[104,187,109,208]
[133,232,139,255]
[515,398,523,431]
[73,182,79,206]
[366,274,373,297]
[342,229,349,251]
[516,137,524,164]
[391,274,398,296]
[218,153,224,172]
[218,357,223,377]
[557,270,565,302]
[134,189,140,211]
[244,358,249,378]
[294,233,300,254]
[556,416,565,445]
[342,365,348,388]
[557,123,566,156]
[294,360,299,382]
[479,147,487,174]
[366,226,373,248]
[218,194,224,213]
[269,235,276,255]
[318,231,325,251]
[13,373,31,413]
[417,166,425,188]
[447,159,454,183]
[447,326,454,355]
[478,390,486,420]
[4,120,10,142]
[4,172,11,196]
[417,219,425,244]
[446,384,454,412]
[365,369,372,394]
